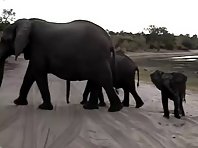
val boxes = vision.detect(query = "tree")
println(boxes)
[145,25,168,35]
[0,9,16,23]
[0,9,16,31]
[144,25,176,50]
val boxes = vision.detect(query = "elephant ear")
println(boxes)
[14,19,31,60]
[150,70,164,90]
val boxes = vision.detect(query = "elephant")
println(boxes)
[66,53,144,108]
[0,18,123,112]
[150,70,187,119]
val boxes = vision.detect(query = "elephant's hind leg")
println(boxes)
[80,81,91,105]
[129,82,144,108]
[98,87,106,107]
[122,89,130,107]
[14,63,35,106]
[180,101,185,116]
[83,81,99,109]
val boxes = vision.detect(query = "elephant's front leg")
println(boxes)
[173,94,181,119]
[35,73,53,110]
[14,63,35,105]
[161,91,169,119]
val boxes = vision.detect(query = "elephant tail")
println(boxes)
[66,80,70,104]
[135,67,140,87]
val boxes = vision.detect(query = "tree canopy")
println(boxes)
[0,9,16,31]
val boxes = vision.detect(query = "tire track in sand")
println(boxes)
[118,108,177,148]
[86,109,140,148]
[21,106,36,148]
[0,106,21,133]
[47,105,84,148]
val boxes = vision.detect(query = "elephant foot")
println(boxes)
[14,98,28,105]
[163,111,170,119]
[135,101,144,108]
[163,114,170,119]
[38,102,53,110]
[83,102,99,110]
[174,114,181,119]
[98,102,106,107]
[122,101,129,107]
[174,110,181,119]
[180,111,185,116]
[80,100,87,105]
[108,103,123,112]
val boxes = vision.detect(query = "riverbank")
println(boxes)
[126,50,198,92]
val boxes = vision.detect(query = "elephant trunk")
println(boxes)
[0,60,5,87]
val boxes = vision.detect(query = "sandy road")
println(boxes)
[0,56,198,148]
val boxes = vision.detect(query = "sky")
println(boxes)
[0,0,198,36]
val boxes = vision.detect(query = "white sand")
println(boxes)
[0,57,197,148]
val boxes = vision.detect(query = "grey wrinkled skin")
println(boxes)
[0,18,123,112]
[150,70,187,119]
[67,53,144,109]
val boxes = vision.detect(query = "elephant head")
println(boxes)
[150,70,164,90]
[0,19,31,86]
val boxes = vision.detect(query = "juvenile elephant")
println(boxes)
[67,54,144,108]
[150,70,187,119]
[0,18,122,112]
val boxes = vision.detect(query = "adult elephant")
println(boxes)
[150,70,187,119]
[66,54,144,108]
[0,18,122,112]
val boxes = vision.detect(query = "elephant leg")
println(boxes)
[161,91,169,119]
[180,100,185,116]
[101,80,122,112]
[122,89,130,107]
[83,81,99,109]
[174,95,181,119]
[129,82,144,108]
[179,94,185,116]
[14,63,35,105]
[35,73,53,110]
[98,87,106,107]
[81,81,91,105]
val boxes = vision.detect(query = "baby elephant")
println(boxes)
[81,54,144,108]
[150,70,187,119]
